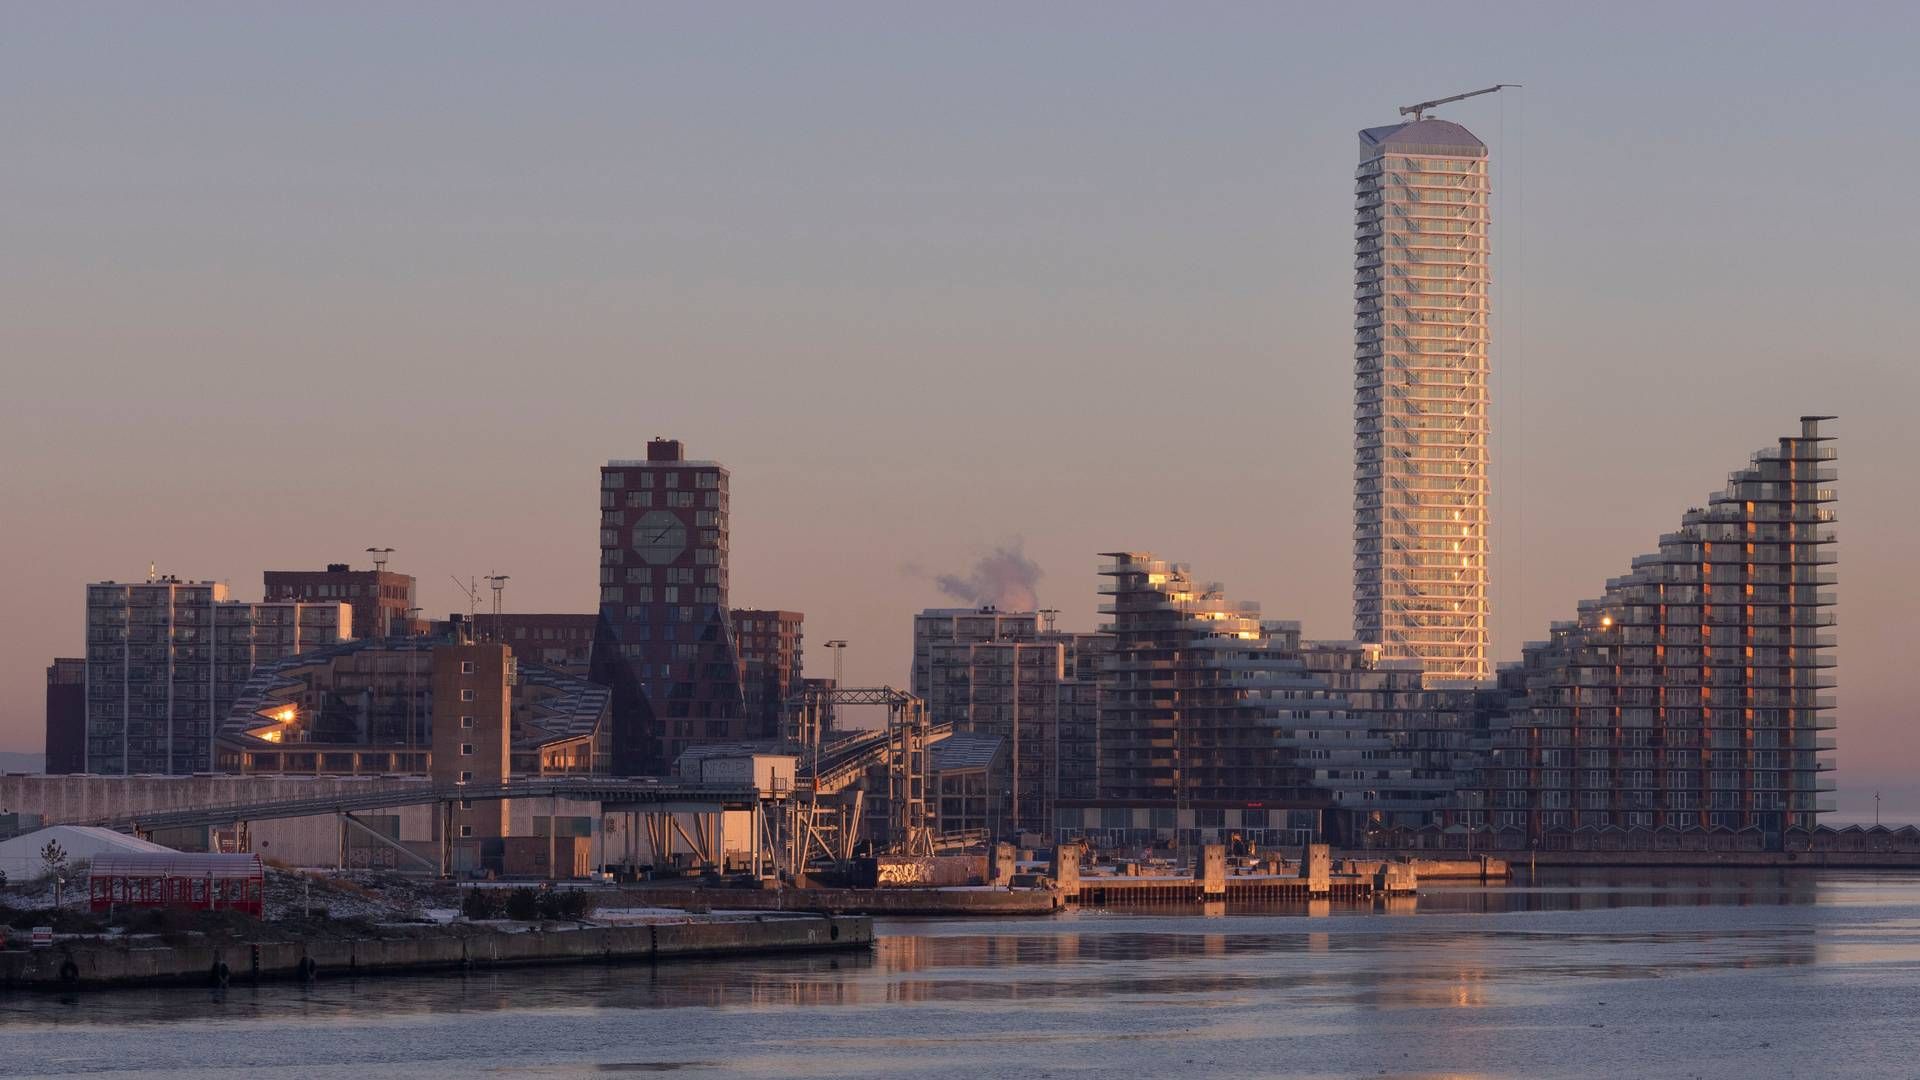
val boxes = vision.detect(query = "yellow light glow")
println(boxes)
[1600,615,1614,629]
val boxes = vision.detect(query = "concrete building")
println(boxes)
[912,608,1109,837]
[592,438,749,774]
[1353,116,1492,684]
[44,659,86,775]
[1084,553,1340,848]
[1299,640,1501,841]
[487,613,598,677]
[432,639,513,839]
[732,609,804,740]
[264,563,416,640]
[929,731,1008,840]
[84,578,350,776]
[1487,418,1838,849]
[215,632,610,781]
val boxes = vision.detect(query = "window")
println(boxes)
[460,825,474,838]
[460,661,474,675]
[460,689,476,702]
[460,799,474,811]
[460,743,475,756]
[459,770,474,782]
[460,715,475,729]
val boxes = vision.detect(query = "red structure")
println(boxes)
[89,853,265,917]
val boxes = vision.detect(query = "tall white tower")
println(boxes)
[1352,117,1491,683]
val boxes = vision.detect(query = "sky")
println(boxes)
[3,3,1916,814]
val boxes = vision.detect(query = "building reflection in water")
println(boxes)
[11,869,1835,1028]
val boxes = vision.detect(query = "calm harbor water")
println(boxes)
[5,869,1920,1079]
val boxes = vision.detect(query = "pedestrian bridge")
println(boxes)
[89,777,763,834]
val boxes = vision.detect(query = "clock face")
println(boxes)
[633,510,688,566]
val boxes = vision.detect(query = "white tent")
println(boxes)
[0,825,174,879]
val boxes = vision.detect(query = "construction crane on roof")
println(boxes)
[1400,84,1520,122]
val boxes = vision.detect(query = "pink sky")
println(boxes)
[3,7,1916,814]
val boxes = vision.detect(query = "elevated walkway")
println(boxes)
[87,778,762,834]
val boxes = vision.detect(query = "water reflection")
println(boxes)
[0,867,1902,1080]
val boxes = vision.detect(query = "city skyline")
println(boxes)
[4,5,1917,820]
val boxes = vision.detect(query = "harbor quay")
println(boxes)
[0,913,871,992]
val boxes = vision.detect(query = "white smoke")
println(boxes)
[929,541,1043,611]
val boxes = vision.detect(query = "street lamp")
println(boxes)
[824,640,848,688]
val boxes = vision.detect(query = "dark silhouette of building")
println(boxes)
[485,613,597,677]
[44,658,86,774]
[732,609,803,739]
[592,439,748,774]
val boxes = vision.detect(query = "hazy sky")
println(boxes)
[5,4,1916,812]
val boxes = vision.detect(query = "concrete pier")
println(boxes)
[614,885,1061,916]
[0,914,871,991]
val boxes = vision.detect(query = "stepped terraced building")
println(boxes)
[1487,417,1838,849]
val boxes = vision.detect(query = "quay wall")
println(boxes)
[0,915,871,991]
[619,886,1061,916]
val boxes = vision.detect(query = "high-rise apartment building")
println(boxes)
[732,609,804,740]
[264,563,416,640]
[84,578,349,774]
[1488,418,1837,848]
[913,608,1110,835]
[1353,117,1491,683]
[593,439,747,774]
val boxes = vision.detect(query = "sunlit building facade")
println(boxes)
[84,578,349,775]
[1353,117,1491,683]
[1488,418,1838,849]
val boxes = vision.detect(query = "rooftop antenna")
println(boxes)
[1038,608,1060,634]
[451,576,482,629]
[1399,84,1520,122]
[365,547,394,573]
[485,573,509,643]
[147,561,157,583]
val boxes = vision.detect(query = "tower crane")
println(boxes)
[1399,84,1520,122]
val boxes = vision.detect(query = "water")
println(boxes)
[5,870,1920,1078]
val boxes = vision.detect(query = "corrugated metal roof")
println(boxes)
[929,732,1004,773]
[513,663,613,748]
[90,852,264,879]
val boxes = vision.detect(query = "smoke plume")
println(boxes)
[931,541,1043,611]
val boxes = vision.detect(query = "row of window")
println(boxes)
[601,469,724,490]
